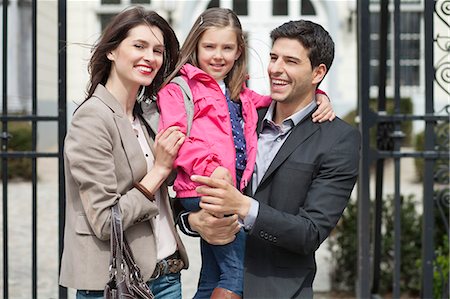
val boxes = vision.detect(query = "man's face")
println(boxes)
[268,37,324,106]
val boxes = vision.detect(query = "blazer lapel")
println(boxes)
[93,85,146,183]
[257,113,319,189]
[114,115,146,183]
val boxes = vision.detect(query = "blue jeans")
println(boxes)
[180,197,245,298]
[76,272,181,299]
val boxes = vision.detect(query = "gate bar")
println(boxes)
[58,0,68,298]
[2,0,9,298]
[32,0,38,296]
[357,0,372,297]
[421,0,435,297]
[392,0,402,296]
[372,0,389,294]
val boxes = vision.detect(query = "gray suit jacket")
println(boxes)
[59,84,188,290]
[243,107,360,298]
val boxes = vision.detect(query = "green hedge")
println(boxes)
[0,122,32,180]
[414,122,449,182]
[329,195,449,297]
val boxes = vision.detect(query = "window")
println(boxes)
[99,0,152,31]
[272,0,288,16]
[101,0,151,4]
[101,0,120,4]
[207,0,220,9]
[130,0,150,4]
[100,14,117,31]
[370,11,421,87]
[301,0,316,16]
[233,0,248,15]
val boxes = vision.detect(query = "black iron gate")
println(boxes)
[0,0,67,298]
[357,0,449,298]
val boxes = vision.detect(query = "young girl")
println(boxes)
[157,8,334,299]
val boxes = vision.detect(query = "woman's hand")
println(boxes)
[313,93,336,122]
[139,126,184,193]
[153,126,185,177]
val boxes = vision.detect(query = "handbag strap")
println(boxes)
[123,232,145,281]
[110,204,144,281]
[110,204,124,272]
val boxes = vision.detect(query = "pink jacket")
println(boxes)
[158,64,271,197]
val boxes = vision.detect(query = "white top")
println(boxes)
[131,116,177,261]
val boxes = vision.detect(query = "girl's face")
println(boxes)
[197,26,241,82]
[107,24,165,89]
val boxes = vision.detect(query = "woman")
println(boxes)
[59,7,188,299]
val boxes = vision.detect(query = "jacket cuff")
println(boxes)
[315,88,328,99]
[178,211,200,237]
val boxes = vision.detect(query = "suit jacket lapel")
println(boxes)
[257,112,319,189]
[256,107,268,135]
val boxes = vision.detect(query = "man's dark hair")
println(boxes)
[270,20,334,72]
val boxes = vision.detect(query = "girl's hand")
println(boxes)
[313,93,336,122]
[153,126,185,177]
[210,166,233,185]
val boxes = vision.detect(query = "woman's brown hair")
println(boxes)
[86,6,179,101]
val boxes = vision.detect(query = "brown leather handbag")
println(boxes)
[104,204,154,299]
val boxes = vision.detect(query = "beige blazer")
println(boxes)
[59,84,188,290]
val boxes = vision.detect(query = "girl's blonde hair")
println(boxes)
[165,7,247,101]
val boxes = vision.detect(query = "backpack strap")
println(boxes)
[170,76,194,136]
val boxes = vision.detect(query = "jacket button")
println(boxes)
[273,236,277,243]
[268,235,273,241]
[259,231,264,237]
[143,213,149,219]
[264,233,268,239]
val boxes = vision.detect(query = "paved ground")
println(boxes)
[0,155,422,298]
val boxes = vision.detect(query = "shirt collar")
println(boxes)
[263,98,317,128]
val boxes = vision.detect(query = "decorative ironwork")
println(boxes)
[435,0,450,27]
[435,1,450,95]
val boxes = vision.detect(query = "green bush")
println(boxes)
[414,122,449,182]
[329,194,449,297]
[342,97,413,147]
[0,122,32,180]
[434,234,449,299]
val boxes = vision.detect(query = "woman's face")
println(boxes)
[107,24,165,88]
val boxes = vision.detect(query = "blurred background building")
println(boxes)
[2,0,447,141]
[0,0,448,298]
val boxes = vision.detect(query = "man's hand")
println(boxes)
[191,174,251,219]
[188,209,240,245]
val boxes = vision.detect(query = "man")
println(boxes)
[187,20,360,298]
